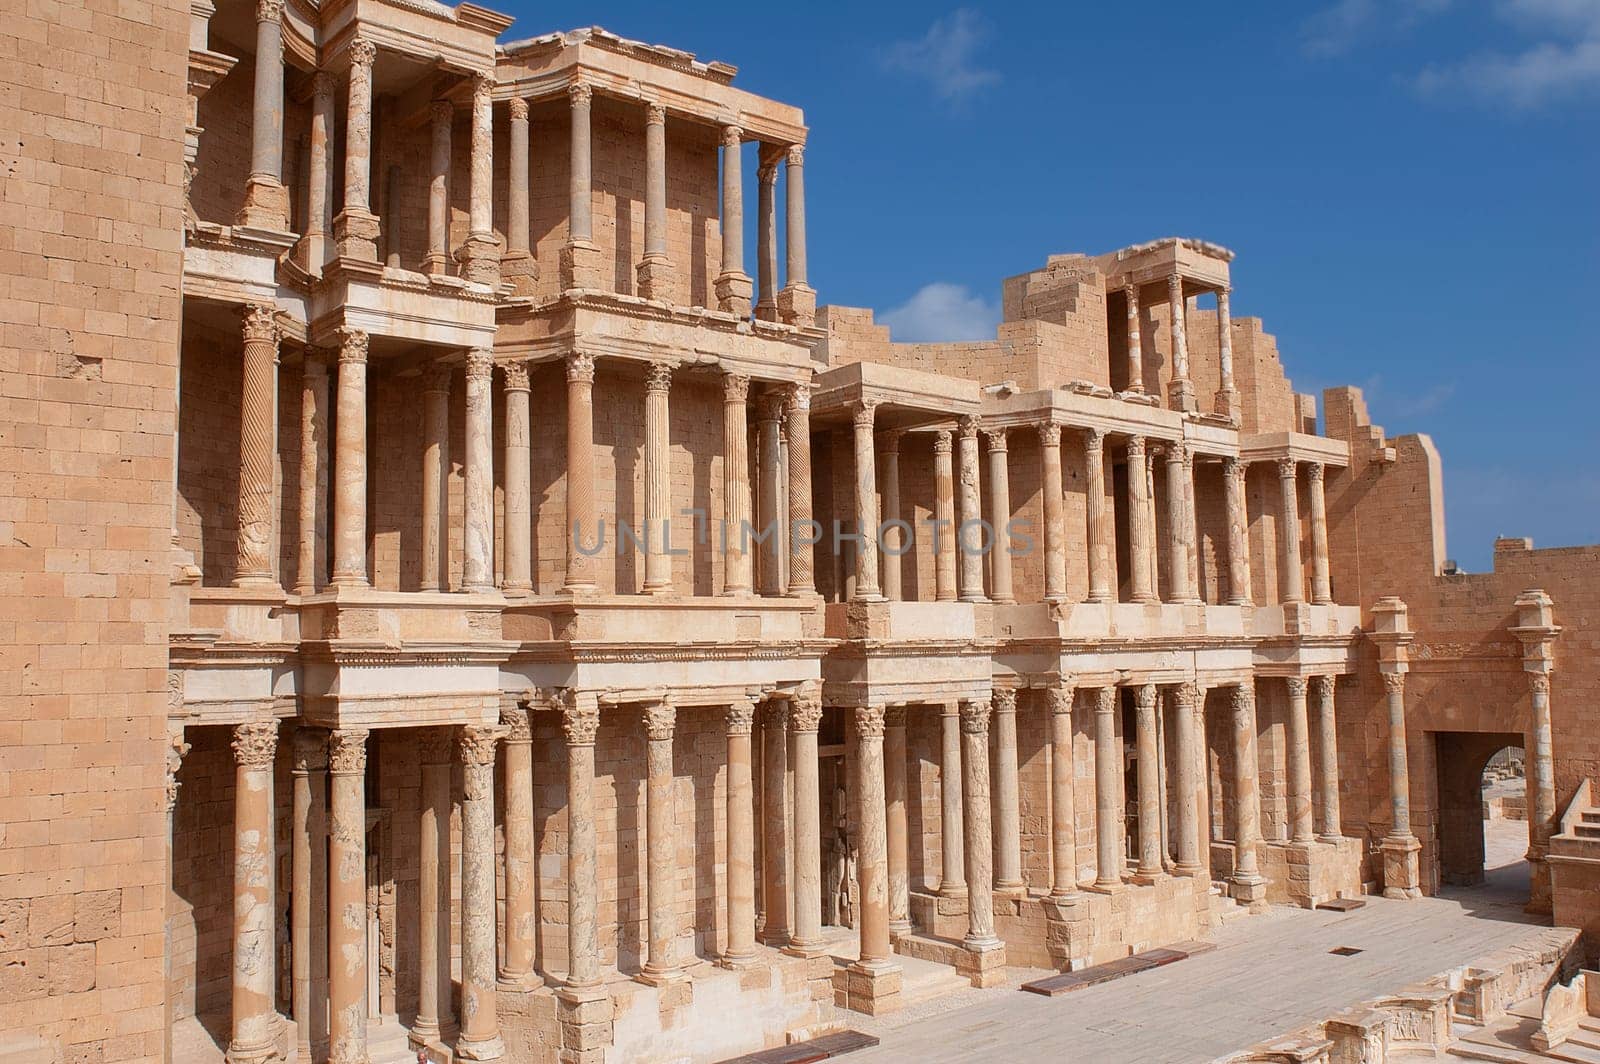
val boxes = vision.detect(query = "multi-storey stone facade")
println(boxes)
[4,2,1599,1063]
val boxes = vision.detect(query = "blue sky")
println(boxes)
[512,1,1598,571]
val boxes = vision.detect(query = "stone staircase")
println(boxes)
[1450,1010,1600,1063]
[1209,882,1249,924]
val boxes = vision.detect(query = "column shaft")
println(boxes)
[564,353,597,591]
[1172,685,1202,875]
[238,0,286,228]
[960,701,999,946]
[1231,685,1263,880]
[1047,685,1077,896]
[933,431,958,601]
[985,430,1014,603]
[939,704,966,896]
[757,395,785,596]
[294,351,328,595]
[854,706,893,965]
[1278,459,1304,604]
[1128,437,1155,603]
[761,703,791,944]
[462,349,494,592]
[1307,463,1332,604]
[992,690,1022,891]
[1384,673,1412,838]
[502,362,532,594]
[715,125,752,315]
[419,368,450,591]
[1039,423,1066,601]
[500,711,537,986]
[334,39,378,259]
[643,363,673,593]
[331,331,368,586]
[638,103,672,299]
[755,155,779,320]
[1167,272,1192,409]
[424,101,451,275]
[457,727,504,1059]
[879,434,902,601]
[1085,430,1112,602]
[291,730,328,1059]
[724,700,758,965]
[1124,284,1143,393]
[957,417,985,602]
[723,374,753,594]
[776,144,813,326]
[1216,285,1237,415]
[305,72,334,259]
[562,698,601,986]
[327,730,368,1064]
[235,306,278,586]
[642,701,681,980]
[787,698,825,954]
[503,97,534,291]
[1530,674,1557,849]
[784,381,815,595]
[1134,685,1163,878]
[850,401,881,600]
[228,722,278,1064]
[1224,457,1252,605]
[885,706,911,934]
[457,73,496,284]
[567,84,592,242]
[415,731,453,1042]
[1313,676,1343,840]
[1286,678,1315,843]
[1164,444,1195,603]
[1092,688,1121,887]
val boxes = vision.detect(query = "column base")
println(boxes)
[333,208,380,261]
[636,255,676,302]
[1381,834,1422,900]
[1086,878,1125,895]
[1167,377,1197,413]
[777,283,816,327]
[634,965,688,988]
[455,1034,506,1062]
[422,251,452,278]
[456,232,502,287]
[501,250,538,295]
[560,240,605,291]
[954,938,1007,988]
[1173,861,1204,878]
[1229,873,1268,909]
[1214,387,1241,423]
[888,918,913,940]
[224,1033,279,1064]
[782,936,830,959]
[715,271,753,317]
[236,176,291,233]
[1130,869,1164,886]
[718,949,762,971]
[842,959,902,1016]
[496,968,543,992]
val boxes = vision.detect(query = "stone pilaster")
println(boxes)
[560,82,602,290]
[1229,685,1267,907]
[932,431,958,601]
[1091,687,1121,889]
[236,0,288,230]
[984,428,1015,604]
[643,362,674,593]
[564,351,597,593]
[991,689,1023,892]
[501,361,532,595]
[414,729,454,1046]
[637,102,673,300]
[1312,676,1343,841]
[878,431,902,601]
[1215,285,1239,419]
[457,726,505,1059]
[1380,671,1422,899]
[1084,428,1112,603]
[502,96,537,293]
[327,729,368,1064]
[1046,683,1078,897]
[294,351,329,595]
[1132,685,1162,881]
[1038,423,1067,602]
[235,305,279,587]
[755,152,779,321]
[291,729,328,1060]
[560,695,603,988]
[640,699,683,983]
[1285,677,1315,843]
[1307,463,1332,604]
[723,373,754,595]
[1171,684,1203,876]
[957,416,985,602]
[462,349,494,592]
[424,100,452,276]
[1127,436,1155,603]
[499,709,538,988]
[1124,283,1144,393]
[786,697,826,956]
[776,144,815,325]
[1223,456,1251,605]
[723,698,759,967]
[938,703,966,898]
[419,366,450,592]
[333,38,379,260]
[784,380,815,596]
[850,400,881,600]
[884,704,911,935]
[714,124,753,315]
[227,721,278,1064]
[331,329,368,586]
[1277,458,1305,605]
[457,73,498,285]
[761,701,791,945]
[1166,272,1195,411]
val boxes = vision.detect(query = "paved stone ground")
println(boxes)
[847,820,1544,1064]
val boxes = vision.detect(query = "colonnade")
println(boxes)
[1120,275,1237,416]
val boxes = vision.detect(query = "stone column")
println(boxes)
[1132,685,1162,880]
[294,352,329,595]
[932,431,958,602]
[884,705,911,935]
[1286,677,1315,843]
[849,400,882,601]
[1307,463,1332,604]
[414,729,454,1045]
[1128,436,1155,603]
[1037,423,1067,602]
[564,352,597,592]
[299,72,335,270]
[227,722,278,1064]
[1224,457,1251,605]
[777,145,815,325]
[715,125,752,315]
[1216,285,1238,418]
[237,0,288,230]
[786,697,826,955]
[755,152,779,321]
[234,305,279,587]
[1084,429,1112,603]
[1124,284,1144,393]
[756,394,785,596]
[462,349,494,592]
[1091,687,1121,888]
[456,727,505,1059]
[502,97,535,292]
[637,102,673,300]
[991,689,1023,893]
[959,700,1000,947]
[1167,273,1194,410]
[334,38,379,260]
[1312,676,1342,841]
[1229,685,1266,904]
[642,362,674,593]
[331,329,368,587]
[723,374,754,595]
[424,100,452,276]
[1171,684,1202,876]
[1164,443,1196,604]
[1047,683,1078,896]
[456,73,497,285]
[957,416,985,602]
[1181,447,1201,603]
[561,82,601,290]
[501,361,532,595]
[290,729,328,1060]
[561,695,602,987]
[761,702,791,945]
[1380,671,1421,899]
[939,703,966,897]
[327,729,368,1064]
[640,699,682,982]
[499,709,537,988]
[1527,672,1557,911]
[785,380,815,596]
[419,366,450,592]
[852,704,892,965]
[879,431,903,601]
[724,698,758,966]
[1277,458,1304,605]
[984,428,1015,604]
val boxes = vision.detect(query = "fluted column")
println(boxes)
[462,349,494,592]
[227,722,278,1064]
[1124,284,1144,393]
[1047,683,1078,896]
[1223,457,1251,605]
[1308,676,1342,841]
[499,709,537,988]
[723,374,753,595]
[723,698,758,966]
[1037,423,1067,602]
[1285,677,1314,843]
[932,431,958,601]
[333,39,378,259]
[640,700,682,982]
[786,697,825,955]
[848,704,893,971]
[990,689,1023,892]
[1307,463,1332,604]
[561,695,601,987]
[1277,458,1304,605]
[884,705,911,935]
[1084,429,1112,603]
[421,100,452,275]
[1216,285,1238,418]
[291,729,328,1060]
[1128,436,1155,603]
[457,73,497,284]
[756,394,785,596]
[502,97,535,292]
[642,362,674,593]
[957,416,985,602]
[237,0,287,229]
[234,306,279,586]
[1171,684,1202,875]
[849,400,881,600]
[418,366,450,591]
[1229,685,1265,893]
[960,700,999,947]
[331,330,368,586]
[327,729,368,1064]
[560,82,600,290]
[637,102,673,300]
[785,381,815,596]
[1181,447,1201,603]
[502,361,532,595]
[1167,273,1193,410]
[715,125,752,315]
[564,352,597,592]
[761,702,791,945]
[879,431,903,601]
[1133,685,1162,879]
[1164,443,1195,603]
[777,144,814,325]
[414,730,454,1045]
[1528,672,1557,857]
[755,153,779,321]
[938,703,966,897]
[1092,687,1121,889]
[457,726,504,1059]
[984,428,1014,604]
[295,351,329,596]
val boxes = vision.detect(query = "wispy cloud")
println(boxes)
[880,283,999,342]
[880,9,1000,102]
[1301,0,1453,57]
[1414,0,1600,107]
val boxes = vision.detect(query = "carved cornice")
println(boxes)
[328,728,368,774]
[231,720,278,767]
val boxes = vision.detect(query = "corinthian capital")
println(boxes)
[991,688,1017,714]
[502,360,530,391]
[1044,682,1076,716]
[786,379,812,413]
[854,703,886,739]
[347,38,377,71]
[1036,421,1061,448]
[850,399,878,429]
[255,0,282,22]
[499,705,532,742]
[328,728,369,775]
[957,414,980,440]
[723,373,750,405]
[465,348,494,380]
[338,328,368,364]
[508,97,528,122]
[933,429,952,456]
[645,361,673,395]
[721,124,742,149]
[458,725,504,766]
[568,80,592,106]
[241,304,279,344]
[726,698,755,735]
[1276,457,1298,480]
[789,697,823,733]
[959,700,991,735]
[643,699,676,741]
[566,350,595,383]
[786,144,804,167]
[231,720,278,768]
[1381,672,1406,696]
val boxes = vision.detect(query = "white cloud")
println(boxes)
[880,9,1001,102]
[1302,0,1453,56]
[1414,0,1600,107]
[880,283,1000,342]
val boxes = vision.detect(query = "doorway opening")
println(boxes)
[1435,731,1528,902]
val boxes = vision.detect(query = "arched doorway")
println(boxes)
[1435,732,1528,900]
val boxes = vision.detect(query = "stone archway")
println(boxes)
[1435,731,1526,890]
